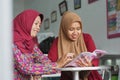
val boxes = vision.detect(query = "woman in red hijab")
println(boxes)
[13,9,72,80]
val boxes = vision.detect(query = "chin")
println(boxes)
[69,38,77,41]
[31,34,37,37]
[72,39,77,41]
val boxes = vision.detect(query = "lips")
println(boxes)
[34,29,39,33]
[72,35,78,39]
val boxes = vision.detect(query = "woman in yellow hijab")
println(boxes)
[48,11,102,80]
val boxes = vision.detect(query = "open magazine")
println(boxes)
[64,49,107,67]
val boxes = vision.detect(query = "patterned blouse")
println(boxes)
[13,45,57,80]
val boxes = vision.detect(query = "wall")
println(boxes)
[0,0,13,79]
[14,0,120,55]
[13,0,24,17]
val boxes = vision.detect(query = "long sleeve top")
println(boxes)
[13,45,57,80]
[48,33,102,80]
[48,33,99,66]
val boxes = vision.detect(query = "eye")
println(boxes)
[35,23,38,25]
[68,28,74,31]
[77,27,81,30]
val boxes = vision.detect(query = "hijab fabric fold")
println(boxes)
[13,9,44,53]
[58,11,87,59]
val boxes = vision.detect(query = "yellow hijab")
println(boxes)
[58,11,87,59]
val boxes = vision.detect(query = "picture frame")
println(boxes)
[106,0,120,39]
[44,18,49,30]
[88,0,98,4]
[59,0,68,16]
[74,0,81,10]
[51,11,57,23]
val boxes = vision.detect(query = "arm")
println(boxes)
[33,46,58,68]
[83,33,99,66]
[13,45,57,76]
[48,38,58,62]
[48,37,73,68]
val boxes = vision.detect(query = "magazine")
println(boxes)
[64,49,107,67]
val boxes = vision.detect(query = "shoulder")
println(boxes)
[49,37,58,49]
[83,33,94,43]
[83,33,96,52]
[83,33,92,39]
[52,37,58,44]
[54,37,58,41]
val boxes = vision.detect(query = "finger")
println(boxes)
[84,56,89,64]
[79,58,90,67]
[84,56,92,66]
[76,58,86,67]
[66,53,74,59]
[76,61,83,66]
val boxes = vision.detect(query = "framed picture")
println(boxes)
[51,11,57,23]
[74,0,81,10]
[88,0,98,4]
[106,0,120,39]
[59,0,68,16]
[44,18,49,30]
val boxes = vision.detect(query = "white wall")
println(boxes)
[0,0,13,79]
[24,0,63,36]
[14,0,120,55]
[13,0,24,17]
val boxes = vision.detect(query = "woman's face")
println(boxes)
[67,21,81,41]
[31,16,41,37]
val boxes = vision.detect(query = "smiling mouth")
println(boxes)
[34,30,39,33]
[72,36,78,39]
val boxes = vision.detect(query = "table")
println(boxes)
[59,66,111,80]
[41,73,61,78]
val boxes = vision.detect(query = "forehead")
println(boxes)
[34,16,41,21]
[70,22,80,27]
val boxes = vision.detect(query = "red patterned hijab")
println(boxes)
[13,9,44,53]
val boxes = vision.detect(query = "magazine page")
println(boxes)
[64,49,107,67]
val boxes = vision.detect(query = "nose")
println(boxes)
[73,30,77,34]
[36,25,40,32]
[37,25,40,29]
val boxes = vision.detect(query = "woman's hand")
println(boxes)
[31,75,41,80]
[56,53,74,68]
[76,55,92,67]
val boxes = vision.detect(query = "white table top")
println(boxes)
[42,73,61,78]
[58,66,110,71]
[41,66,110,78]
